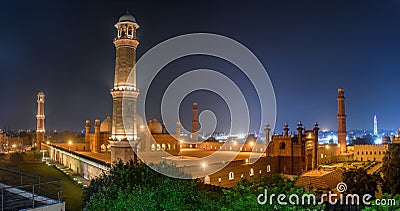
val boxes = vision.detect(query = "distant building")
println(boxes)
[0,130,9,152]
[354,144,388,162]
[391,130,400,144]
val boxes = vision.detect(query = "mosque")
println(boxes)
[40,11,390,188]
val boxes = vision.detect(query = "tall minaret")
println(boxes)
[313,122,319,170]
[337,88,347,154]
[36,92,45,150]
[265,122,271,142]
[192,102,198,142]
[176,122,181,140]
[373,115,378,136]
[109,11,140,163]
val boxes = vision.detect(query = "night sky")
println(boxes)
[1,0,399,133]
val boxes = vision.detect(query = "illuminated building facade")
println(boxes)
[85,115,112,153]
[267,122,319,174]
[354,144,388,162]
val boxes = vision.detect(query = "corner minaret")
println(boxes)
[337,88,347,154]
[192,102,198,142]
[176,122,181,139]
[109,11,140,163]
[36,92,45,150]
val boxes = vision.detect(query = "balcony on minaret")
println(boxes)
[115,11,139,40]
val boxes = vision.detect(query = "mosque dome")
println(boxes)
[148,118,162,134]
[100,114,112,133]
[118,12,137,23]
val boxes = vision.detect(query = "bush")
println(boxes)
[83,160,220,210]
[9,152,24,163]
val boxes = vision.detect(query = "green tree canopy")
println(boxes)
[222,174,325,210]
[381,143,400,194]
[83,160,222,210]
[83,160,324,210]
[343,168,380,197]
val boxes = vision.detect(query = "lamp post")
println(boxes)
[68,140,72,151]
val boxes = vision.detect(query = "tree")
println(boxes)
[0,153,6,163]
[83,160,221,210]
[381,143,400,194]
[83,161,324,210]
[343,168,380,197]
[9,152,24,164]
[221,174,325,210]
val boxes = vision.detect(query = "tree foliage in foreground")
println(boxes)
[83,160,223,210]
[222,175,325,210]
[342,168,380,197]
[83,160,324,210]
[381,143,400,195]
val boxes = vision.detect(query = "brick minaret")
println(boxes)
[85,120,90,144]
[337,88,347,154]
[313,122,319,169]
[109,11,140,163]
[265,122,271,142]
[93,119,101,153]
[36,92,45,150]
[192,102,198,142]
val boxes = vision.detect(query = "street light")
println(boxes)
[68,140,72,151]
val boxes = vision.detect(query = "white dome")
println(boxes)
[119,13,136,23]
[100,114,112,133]
[148,118,162,134]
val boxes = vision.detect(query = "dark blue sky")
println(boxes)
[0,0,399,132]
